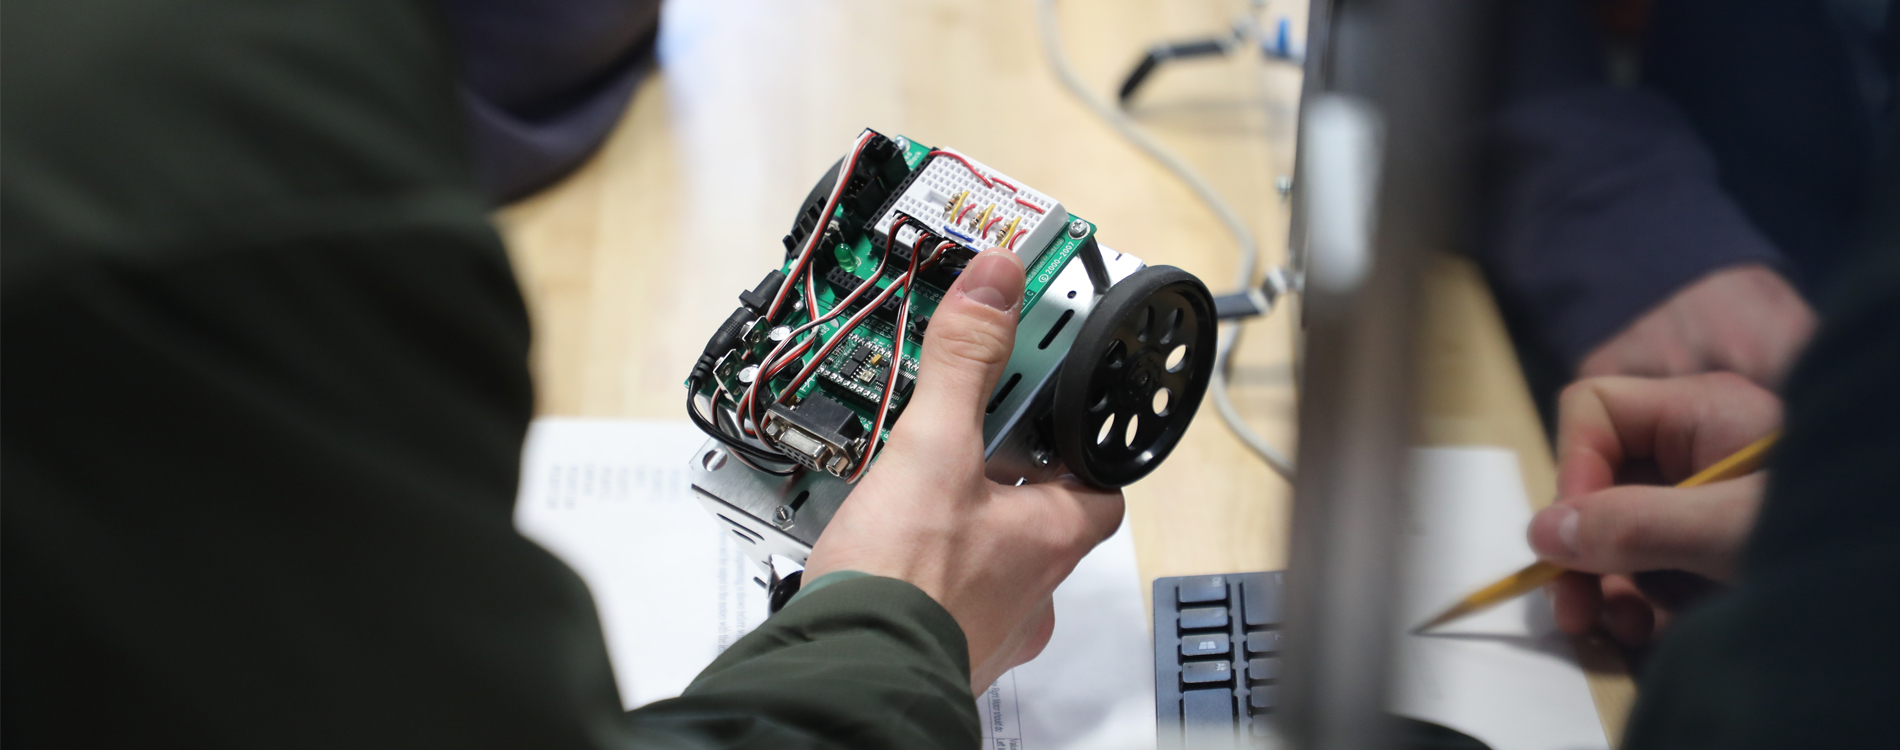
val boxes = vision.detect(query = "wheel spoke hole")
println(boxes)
[1134,306,1155,342]
[1152,388,1172,416]
[1101,339,1128,370]
[1096,416,1115,445]
[1123,414,1141,447]
[1165,344,1189,372]
[1160,307,1183,344]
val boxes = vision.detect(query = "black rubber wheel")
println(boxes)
[1052,265,1217,488]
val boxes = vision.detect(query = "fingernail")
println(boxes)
[957,251,1024,311]
[1530,505,1581,558]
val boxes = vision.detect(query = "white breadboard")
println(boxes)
[873,149,1071,265]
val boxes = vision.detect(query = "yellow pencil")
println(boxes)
[1411,430,1781,633]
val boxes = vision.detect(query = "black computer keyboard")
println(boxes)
[1154,571,1284,750]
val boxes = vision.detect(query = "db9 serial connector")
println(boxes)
[763,395,867,476]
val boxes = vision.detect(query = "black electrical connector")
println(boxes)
[785,132,913,256]
[738,270,787,314]
[770,395,865,444]
[784,160,843,258]
[862,161,935,247]
[827,266,864,295]
[689,306,753,383]
[868,294,902,321]
[871,224,971,287]
[842,133,911,220]
[879,235,955,280]
[765,394,868,473]
[824,267,906,321]
[934,244,976,277]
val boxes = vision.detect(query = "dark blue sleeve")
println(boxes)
[1485,87,1789,370]
[1478,1,1788,371]
[443,0,661,204]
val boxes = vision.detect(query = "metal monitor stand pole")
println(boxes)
[1279,1,1501,749]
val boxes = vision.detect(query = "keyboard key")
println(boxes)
[1245,630,1281,655]
[1182,660,1233,685]
[1181,633,1231,659]
[1179,606,1229,630]
[1182,689,1236,749]
[1177,575,1229,605]
[1249,685,1277,711]
[1247,657,1279,682]
[1242,573,1281,628]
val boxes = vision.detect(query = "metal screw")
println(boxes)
[1275,176,1294,201]
[1067,219,1089,238]
[773,505,795,528]
[1031,444,1057,467]
[737,365,759,384]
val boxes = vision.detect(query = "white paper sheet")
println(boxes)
[515,417,1157,749]
[514,418,770,708]
[979,520,1157,750]
[1394,447,1609,750]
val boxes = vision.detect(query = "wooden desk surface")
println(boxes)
[495,0,1629,741]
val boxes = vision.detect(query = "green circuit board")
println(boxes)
[695,133,1093,449]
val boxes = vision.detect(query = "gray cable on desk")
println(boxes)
[1034,0,1296,481]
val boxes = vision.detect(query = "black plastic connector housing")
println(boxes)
[738,270,787,314]
[783,160,841,259]
[864,217,972,289]
[765,394,868,473]
[826,265,858,292]
[841,135,911,221]
[825,265,916,323]
[775,394,865,442]
[690,306,754,383]
[862,157,934,248]
[921,241,976,283]
[782,130,914,258]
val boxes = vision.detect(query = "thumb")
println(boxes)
[1527,474,1765,579]
[896,250,1025,447]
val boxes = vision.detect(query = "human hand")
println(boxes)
[803,249,1126,695]
[1577,264,1816,388]
[1528,373,1781,645]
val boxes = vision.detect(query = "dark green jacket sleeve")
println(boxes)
[635,577,979,748]
[2,0,974,748]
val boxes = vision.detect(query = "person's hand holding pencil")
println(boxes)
[1529,373,1783,645]
[1416,373,1784,644]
